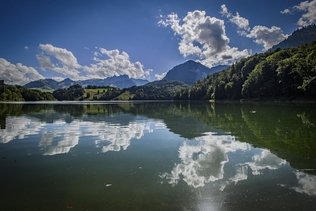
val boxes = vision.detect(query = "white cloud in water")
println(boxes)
[0,115,157,156]
[159,10,250,67]
[292,172,316,196]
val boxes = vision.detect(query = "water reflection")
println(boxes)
[160,132,316,198]
[0,116,43,144]
[292,172,316,196]
[0,112,156,155]
[160,133,246,188]
[0,102,315,202]
[39,120,80,155]
[160,132,287,189]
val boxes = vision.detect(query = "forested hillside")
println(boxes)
[126,80,188,100]
[0,84,55,101]
[52,84,85,101]
[176,42,316,100]
[271,24,316,50]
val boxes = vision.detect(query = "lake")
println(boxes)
[0,102,315,210]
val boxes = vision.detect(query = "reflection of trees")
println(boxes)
[122,102,215,139]
[206,103,316,173]
[0,104,23,129]
[0,102,315,172]
[53,104,85,117]
[239,104,316,171]
[129,102,316,174]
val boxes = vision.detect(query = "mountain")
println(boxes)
[163,60,228,84]
[103,75,147,88]
[131,78,150,86]
[208,64,229,73]
[57,78,76,89]
[271,24,316,50]
[24,79,59,90]
[81,75,149,88]
[24,75,149,90]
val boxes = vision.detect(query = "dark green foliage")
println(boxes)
[0,84,55,101]
[53,84,85,101]
[21,89,55,101]
[180,41,316,100]
[0,85,24,101]
[98,87,123,100]
[128,80,189,100]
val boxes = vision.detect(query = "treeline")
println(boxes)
[0,85,55,101]
[53,84,85,101]
[127,80,188,100]
[176,41,316,100]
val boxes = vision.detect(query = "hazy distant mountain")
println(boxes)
[105,75,149,88]
[24,75,149,90]
[57,78,76,89]
[164,60,228,84]
[81,75,149,88]
[271,24,316,50]
[24,79,59,90]
[131,78,150,86]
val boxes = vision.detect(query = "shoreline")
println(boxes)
[1,99,316,104]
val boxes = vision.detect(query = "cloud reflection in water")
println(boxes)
[160,132,316,196]
[0,115,156,155]
[0,117,43,144]
[1,113,316,197]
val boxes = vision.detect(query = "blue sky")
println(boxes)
[0,0,315,84]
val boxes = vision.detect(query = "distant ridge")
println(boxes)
[24,75,149,90]
[271,24,316,50]
[24,79,60,90]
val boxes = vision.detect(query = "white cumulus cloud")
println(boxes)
[37,44,83,80]
[280,8,291,15]
[154,71,167,80]
[159,10,250,67]
[0,58,44,85]
[281,0,316,27]
[220,4,250,33]
[247,25,288,50]
[37,44,151,80]
[85,48,151,79]
[221,4,288,50]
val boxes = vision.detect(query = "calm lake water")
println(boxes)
[0,102,315,211]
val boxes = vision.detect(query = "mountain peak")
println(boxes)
[163,61,227,85]
[61,78,73,82]
[184,59,198,64]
